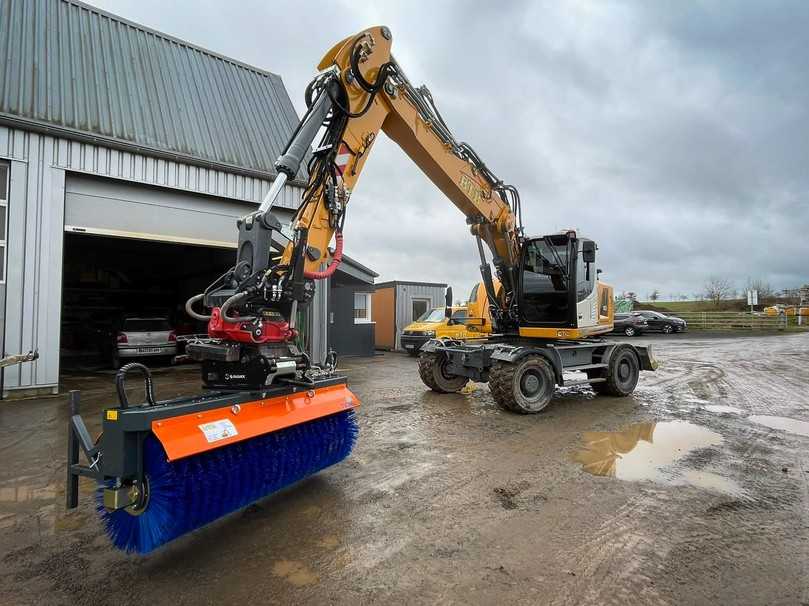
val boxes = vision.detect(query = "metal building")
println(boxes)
[373,281,448,351]
[0,0,374,397]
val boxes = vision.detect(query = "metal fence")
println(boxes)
[666,311,809,331]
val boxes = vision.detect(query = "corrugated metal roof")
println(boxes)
[0,0,307,183]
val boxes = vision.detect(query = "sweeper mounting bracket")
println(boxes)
[66,364,355,513]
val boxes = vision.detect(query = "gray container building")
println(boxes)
[373,281,448,351]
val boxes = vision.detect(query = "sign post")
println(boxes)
[747,290,758,314]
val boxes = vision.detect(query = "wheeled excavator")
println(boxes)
[67,26,657,553]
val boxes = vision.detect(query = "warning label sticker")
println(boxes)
[198,419,238,443]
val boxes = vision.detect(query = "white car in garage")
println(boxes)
[114,317,177,368]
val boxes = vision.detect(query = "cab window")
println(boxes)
[521,237,571,324]
[600,288,610,317]
[576,243,594,303]
[451,309,468,323]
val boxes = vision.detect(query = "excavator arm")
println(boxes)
[185,26,525,389]
[289,27,521,277]
[258,26,522,330]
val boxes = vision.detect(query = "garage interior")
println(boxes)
[59,233,234,370]
[57,173,366,373]
[57,173,306,373]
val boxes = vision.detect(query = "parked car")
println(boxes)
[631,311,687,334]
[611,313,648,337]
[113,317,177,368]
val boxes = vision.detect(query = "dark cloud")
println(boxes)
[93,0,809,300]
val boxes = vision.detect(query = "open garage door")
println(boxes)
[60,175,301,372]
[65,174,254,247]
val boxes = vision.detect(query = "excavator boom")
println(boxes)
[229,26,524,339]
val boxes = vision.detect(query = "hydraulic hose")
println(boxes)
[185,293,211,321]
[221,291,256,322]
[115,363,156,408]
[304,232,343,280]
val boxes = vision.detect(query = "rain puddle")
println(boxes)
[572,420,742,496]
[748,415,809,438]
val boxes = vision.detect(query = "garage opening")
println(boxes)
[60,233,235,370]
[58,174,304,374]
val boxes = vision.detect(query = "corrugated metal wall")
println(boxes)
[3,132,65,391]
[0,0,307,183]
[0,126,304,393]
[393,284,446,350]
[0,125,303,208]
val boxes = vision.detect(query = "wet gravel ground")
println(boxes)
[1,332,808,605]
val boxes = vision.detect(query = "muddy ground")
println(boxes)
[1,332,808,605]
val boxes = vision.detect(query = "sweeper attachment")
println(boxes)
[67,363,358,553]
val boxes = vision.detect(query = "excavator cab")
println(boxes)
[517,231,612,339]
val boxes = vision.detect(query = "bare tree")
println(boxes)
[648,289,660,302]
[703,277,733,307]
[780,288,800,304]
[624,291,638,302]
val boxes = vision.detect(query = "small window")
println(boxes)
[0,163,8,284]
[468,283,479,303]
[354,292,372,324]
[451,309,468,321]
[412,298,430,322]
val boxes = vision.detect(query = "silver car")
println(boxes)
[114,317,177,368]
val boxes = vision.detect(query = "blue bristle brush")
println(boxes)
[97,410,358,554]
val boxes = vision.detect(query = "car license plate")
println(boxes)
[138,347,160,354]
[405,344,414,349]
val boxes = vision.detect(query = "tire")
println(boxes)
[662,324,673,334]
[489,355,555,414]
[623,326,636,337]
[418,352,468,393]
[595,345,640,397]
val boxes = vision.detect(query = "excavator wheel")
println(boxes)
[418,352,468,393]
[489,355,555,414]
[587,345,639,397]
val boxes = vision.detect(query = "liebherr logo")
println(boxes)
[459,173,484,206]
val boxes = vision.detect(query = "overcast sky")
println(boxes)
[93,0,809,301]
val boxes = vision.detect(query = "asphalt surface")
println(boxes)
[1,332,808,605]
